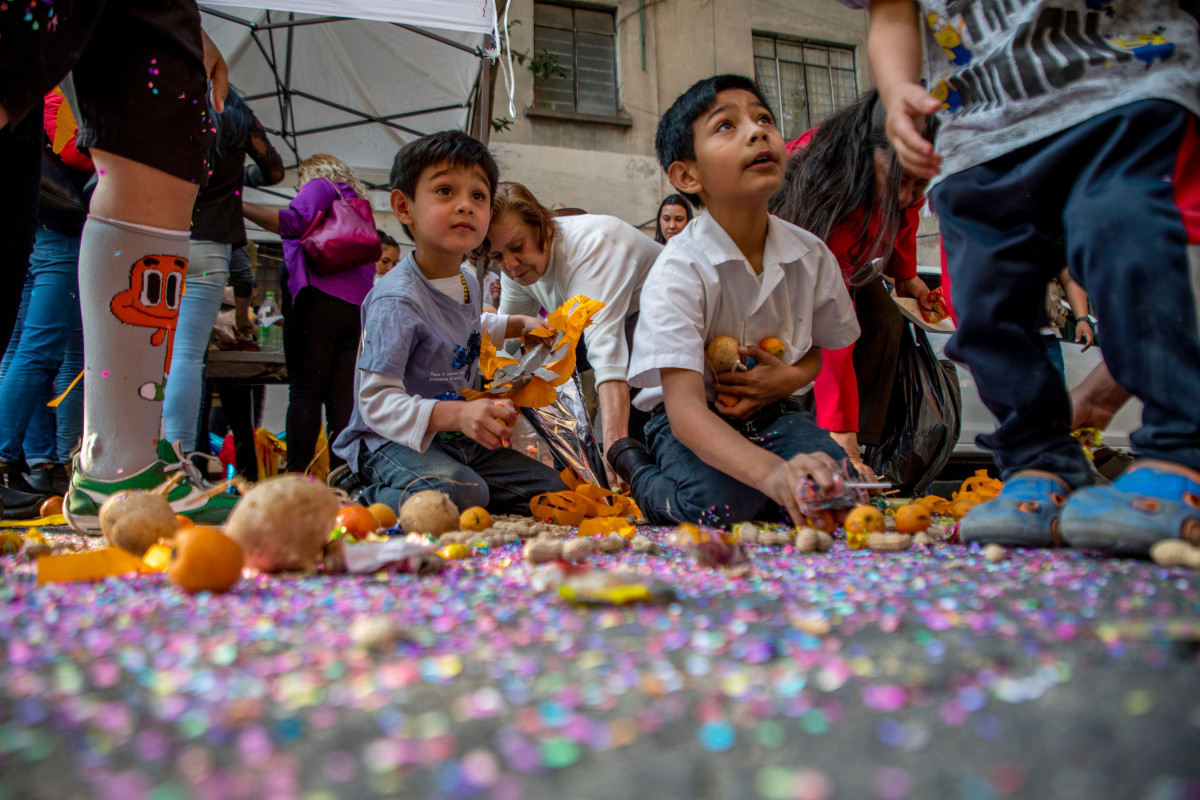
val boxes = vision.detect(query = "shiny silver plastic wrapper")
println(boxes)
[519,372,610,489]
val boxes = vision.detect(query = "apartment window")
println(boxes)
[532,2,619,117]
[753,35,858,141]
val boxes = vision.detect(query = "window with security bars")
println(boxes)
[753,35,858,142]
[533,2,619,117]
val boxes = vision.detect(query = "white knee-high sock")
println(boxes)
[79,215,189,479]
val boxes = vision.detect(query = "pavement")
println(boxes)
[1,522,1198,800]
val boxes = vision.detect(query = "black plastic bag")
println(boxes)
[863,322,962,494]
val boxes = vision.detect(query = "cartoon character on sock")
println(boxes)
[110,255,186,400]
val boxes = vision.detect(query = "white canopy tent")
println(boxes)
[200,0,501,189]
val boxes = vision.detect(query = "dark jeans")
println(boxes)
[628,399,845,526]
[282,288,360,472]
[935,100,1200,487]
[359,436,567,515]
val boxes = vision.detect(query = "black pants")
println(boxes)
[282,288,361,473]
[851,277,906,447]
[0,105,41,359]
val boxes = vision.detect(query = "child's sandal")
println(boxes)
[1060,461,1200,557]
[958,471,1071,548]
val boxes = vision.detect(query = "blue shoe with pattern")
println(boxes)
[1060,460,1200,557]
[958,470,1071,548]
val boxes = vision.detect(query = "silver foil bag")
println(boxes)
[519,371,609,489]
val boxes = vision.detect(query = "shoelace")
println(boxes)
[162,450,221,489]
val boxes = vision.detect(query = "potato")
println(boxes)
[224,475,341,572]
[99,491,178,556]
[399,490,460,536]
[706,335,741,373]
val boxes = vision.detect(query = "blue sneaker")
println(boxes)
[1061,460,1200,556]
[959,470,1071,548]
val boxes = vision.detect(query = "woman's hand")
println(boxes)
[894,275,931,310]
[201,29,228,113]
[713,345,805,419]
[505,314,552,345]
[1075,318,1095,351]
[764,451,842,528]
[829,431,876,481]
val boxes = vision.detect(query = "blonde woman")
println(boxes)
[243,154,376,472]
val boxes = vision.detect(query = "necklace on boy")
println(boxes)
[459,273,470,304]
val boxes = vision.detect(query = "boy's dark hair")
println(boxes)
[377,229,398,248]
[389,130,499,238]
[654,74,775,207]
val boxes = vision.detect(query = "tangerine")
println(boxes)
[460,506,492,532]
[166,526,244,594]
[894,503,933,534]
[336,504,381,541]
[176,514,195,529]
[758,336,786,359]
[716,393,739,408]
[368,502,398,530]
[39,496,63,517]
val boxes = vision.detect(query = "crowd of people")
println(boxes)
[1,0,1197,557]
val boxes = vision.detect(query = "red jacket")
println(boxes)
[785,132,920,433]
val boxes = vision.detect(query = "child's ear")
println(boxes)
[390,189,414,226]
[668,160,702,199]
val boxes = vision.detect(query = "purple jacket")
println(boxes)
[278,179,375,306]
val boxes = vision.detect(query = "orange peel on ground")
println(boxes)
[916,469,1004,515]
[530,467,643,527]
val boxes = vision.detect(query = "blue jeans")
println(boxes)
[629,400,846,526]
[163,241,230,451]
[936,100,1200,488]
[0,226,84,466]
[358,435,567,514]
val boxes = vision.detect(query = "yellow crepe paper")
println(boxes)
[0,514,66,528]
[530,466,643,526]
[467,295,605,409]
[916,469,1004,515]
[578,517,636,539]
[141,543,173,572]
[37,545,171,584]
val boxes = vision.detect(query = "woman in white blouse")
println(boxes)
[485,183,662,483]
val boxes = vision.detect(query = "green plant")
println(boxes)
[514,48,568,80]
[490,117,514,133]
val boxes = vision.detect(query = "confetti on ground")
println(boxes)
[0,524,1198,799]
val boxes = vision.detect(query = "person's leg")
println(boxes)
[54,307,85,464]
[1041,334,1066,381]
[460,439,568,514]
[851,278,906,447]
[1059,102,1200,554]
[0,228,80,472]
[163,241,230,451]
[217,383,259,482]
[624,411,770,526]
[282,289,335,473]
[935,150,1088,488]
[317,294,363,471]
[0,271,31,384]
[359,438,489,514]
[0,105,41,359]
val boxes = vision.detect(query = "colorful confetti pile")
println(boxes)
[1,526,1199,799]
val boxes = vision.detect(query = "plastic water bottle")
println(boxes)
[258,292,283,353]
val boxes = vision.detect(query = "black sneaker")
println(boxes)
[26,463,71,496]
[0,484,45,520]
[327,464,369,504]
[605,438,656,487]
[0,461,47,501]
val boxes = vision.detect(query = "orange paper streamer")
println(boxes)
[915,469,1003,515]
[530,467,643,526]
[468,295,606,408]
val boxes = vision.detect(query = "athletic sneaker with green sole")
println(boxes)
[64,440,240,534]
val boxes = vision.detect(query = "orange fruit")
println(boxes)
[460,506,492,532]
[368,502,398,530]
[844,505,885,534]
[951,500,978,520]
[39,496,63,517]
[175,514,195,529]
[894,503,932,534]
[803,510,836,532]
[716,393,738,408]
[336,504,381,541]
[758,336,786,359]
[167,526,244,594]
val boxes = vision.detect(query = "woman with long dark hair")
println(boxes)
[653,193,693,244]
[770,90,937,478]
[162,87,284,463]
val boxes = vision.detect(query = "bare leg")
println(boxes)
[1070,361,1133,432]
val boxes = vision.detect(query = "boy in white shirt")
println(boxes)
[331,131,564,513]
[607,74,861,526]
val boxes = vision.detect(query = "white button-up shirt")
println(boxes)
[628,212,859,412]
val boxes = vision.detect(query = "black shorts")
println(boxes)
[0,0,211,184]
